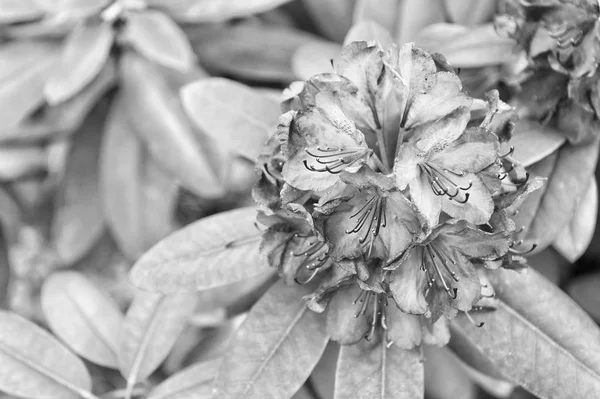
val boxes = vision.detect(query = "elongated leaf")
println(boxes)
[155,0,293,23]
[101,97,179,260]
[0,227,10,308]
[0,0,43,24]
[514,142,599,252]
[302,0,356,42]
[0,311,93,399]
[0,61,116,144]
[120,52,224,199]
[181,78,280,161]
[334,339,423,399]
[41,271,123,368]
[129,207,269,292]
[352,0,400,37]
[124,10,194,72]
[119,291,197,393]
[190,23,318,83]
[51,100,106,265]
[553,177,597,262]
[416,23,515,67]
[453,268,600,398]
[396,0,446,46]
[423,346,477,399]
[444,0,497,25]
[292,41,340,80]
[343,20,394,47]
[148,359,219,399]
[508,120,566,167]
[566,273,600,323]
[0,145,46,181]
[214,281,329,399]
[0,41,59,128]
[45,20,113,105]
[50,0,110,16]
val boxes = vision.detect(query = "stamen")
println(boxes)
[303,147,367,174]
[345,195,387,249]
[465,311,485,327]
[499,146,514,158]
[425,246,457,298]
[294,268,319,284]
[430,244,460,282]
[509,242,537,255]
[421,163,471,203]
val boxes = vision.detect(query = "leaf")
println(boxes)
[41,271,123,368]
[129,207,270,292]
[453,268,600,398]
[566,272,600,323]
[124,10,194,72]
[119,291,197,394]
[302,0,356,42]
[190,23,319,83]
[213,281,329,399]
[343,20,394,47]
[334,339,423,399]
[0,145,46,181]
[153,0,294,23]
[396,0,446,46]
[148,359,219,399]
[292,41,341,81]
[553,177,597,262]
[101,97,179,260]
[352,0,400,38]
[119,52,224,199]
[0,0,43,24]
[513,141,599,252]
[0,41,60,129]
[0,227,10,308]
[423,346,477,399]
[181,78,280,161]
[0,60,116,144]
[51,100,106,266]
[415,23,516,67]
[49,0,110,16]
[44,20,113,105]
[0,311,94,399]
[443,0,497,25]
[507,120,566,167]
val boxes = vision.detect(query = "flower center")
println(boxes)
[421,244,459,299]
[353,290,392,344]
[303,146,368,174]
[420,163,472,203]
[291,235,331,284]
[345,194,387,256]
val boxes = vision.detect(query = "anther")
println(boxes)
[465,311,485,328]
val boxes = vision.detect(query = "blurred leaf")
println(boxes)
[396,0,446,46]
[0,311,93,399]
[0,145,46,181]
[416,23,515,67]
[0,0,43,24]
[45,20,113,105]
[508,120,566,167]
[0,61,116,144]
[453,268,600,398]
[119,291,197,395]
[101,97,179,260]
[41,271,124,368]
[553,177,597,262]
[566,272,600,323]
[3,14,76,39]
[181,78,280,161]
[148,359,219,399]
[124,10,194,72]
[51,100,106,265]
[343,20,394,47]
[0,227,10,308]
[213,281,329,399]
[151,0,293,22]
[527,247,570,285]
[335,340,423,399]
[190,23,319,83]
[0,41,59,128]
[458,359,516,398]
[120,52,224,199]
[292,41,341,80]
[47,0,110,17]
[444,0,497,25]
[311,342,339,399]
[352,0,400,37]
[423,346,477,399]
[129,207,269,292]
[514,142,599,253]
[302,0,356,42]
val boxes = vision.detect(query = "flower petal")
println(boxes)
[393,143,423,189]
[389,247,429,315]
[326,284,369,345]
[429,128,499,173]
[409,171,443,227]
[441,173,494,225]
[413,107,471,155]
[386,305,422,349]
[435,221,510,259]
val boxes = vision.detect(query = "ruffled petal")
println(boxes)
[409,171,443,227]
[435,221,510,259]
[429,128,499,174]
[441,173,494,225]
[420,317,450,346]
[388,247,429,315]
[326,284,370,345]
[393,143,423,189]
[413,107,471,155]
[386,305,422,349]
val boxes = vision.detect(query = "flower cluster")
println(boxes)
[253,41,541,349]
[496,0,600,143]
